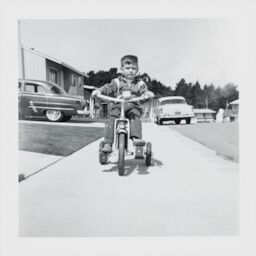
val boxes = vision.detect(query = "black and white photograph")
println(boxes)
[18,18,240,236]
[0,0,255,255]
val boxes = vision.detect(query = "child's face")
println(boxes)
[121,63,139,80]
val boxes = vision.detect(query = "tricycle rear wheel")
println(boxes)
[118,133,125,176]
[145,142,152,166]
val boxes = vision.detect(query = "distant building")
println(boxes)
[224,99,239,122]
[19,46,86,98]
[83,85,96,102]
[193,108,216,123]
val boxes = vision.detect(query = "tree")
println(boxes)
[174,78,187,96]
[191,81,205,108]
[149,79,172,97]
[84,68,119,88]
[222,83,239,103]
[202,83,239,111]
[203,84,215,109]
[186,82,193,105]
[83,67,239,110]
[174,78,193,105]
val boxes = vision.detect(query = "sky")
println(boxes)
[19,19,243,89]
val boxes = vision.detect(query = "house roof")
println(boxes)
[22,45,86,76]
[193,108,216,114]
[229,99,239,105]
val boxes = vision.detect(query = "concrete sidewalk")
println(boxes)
[18,120,105,179]
[19,151,63,179]
[19,123,239,237]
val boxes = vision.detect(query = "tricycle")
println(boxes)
[90,91,152,176]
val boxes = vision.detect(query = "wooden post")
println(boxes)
[18,20,25,79]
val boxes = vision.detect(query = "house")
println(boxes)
[224,99,239,122]
[193,108,216,123]
[19,46,86,98]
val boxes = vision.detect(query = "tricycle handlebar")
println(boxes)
[95,93,148,103]
[89,93,152,119]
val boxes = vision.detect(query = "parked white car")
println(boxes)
[155,96,194,125]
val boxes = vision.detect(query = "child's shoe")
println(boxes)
[101,143,112,153]
[132,137,145,146]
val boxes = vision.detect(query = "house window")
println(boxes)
[78,76,82,87]
[72,74,77,87]
[49,67,59,84]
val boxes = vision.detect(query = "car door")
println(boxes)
[20,82,48,117]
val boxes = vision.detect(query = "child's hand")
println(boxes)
[91,89,101,98]
[144,91,155,100]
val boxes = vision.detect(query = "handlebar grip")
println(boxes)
[96,94,124,103]
[89,97,95,118]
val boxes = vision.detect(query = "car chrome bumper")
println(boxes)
[159,114,195,118]
[77,107,90,116]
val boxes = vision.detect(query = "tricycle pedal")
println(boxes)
[133,139,146,147]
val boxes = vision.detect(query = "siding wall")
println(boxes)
[195,113,215,123]
[46,59,64,87]
[77,75,84,97]
[21,50,84,98]
[46,60,84,98]
[62,70,83,98]
[66,70,77,96]
[22,50,46,80]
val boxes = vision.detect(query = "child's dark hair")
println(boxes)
[121,55,138,66]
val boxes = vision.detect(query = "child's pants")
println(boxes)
[104,105,142,145]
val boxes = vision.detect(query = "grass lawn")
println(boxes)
[169,121,239,162]
[19,123,104,156]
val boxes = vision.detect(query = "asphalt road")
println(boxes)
[19,123,239,236]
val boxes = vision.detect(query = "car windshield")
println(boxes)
[160,99,186,105]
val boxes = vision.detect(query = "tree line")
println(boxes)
[84,68,239,111]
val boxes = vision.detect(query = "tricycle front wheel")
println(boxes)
[118,133,125,176]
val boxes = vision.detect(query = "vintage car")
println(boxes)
[155,96,194,125]
[18,79,88,122]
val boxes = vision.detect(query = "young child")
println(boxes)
[92,55,154,153]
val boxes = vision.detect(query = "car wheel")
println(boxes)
[45,110,64,122]
[186,118,191,124]
[157,118,163,125]
[175,119,181,124]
